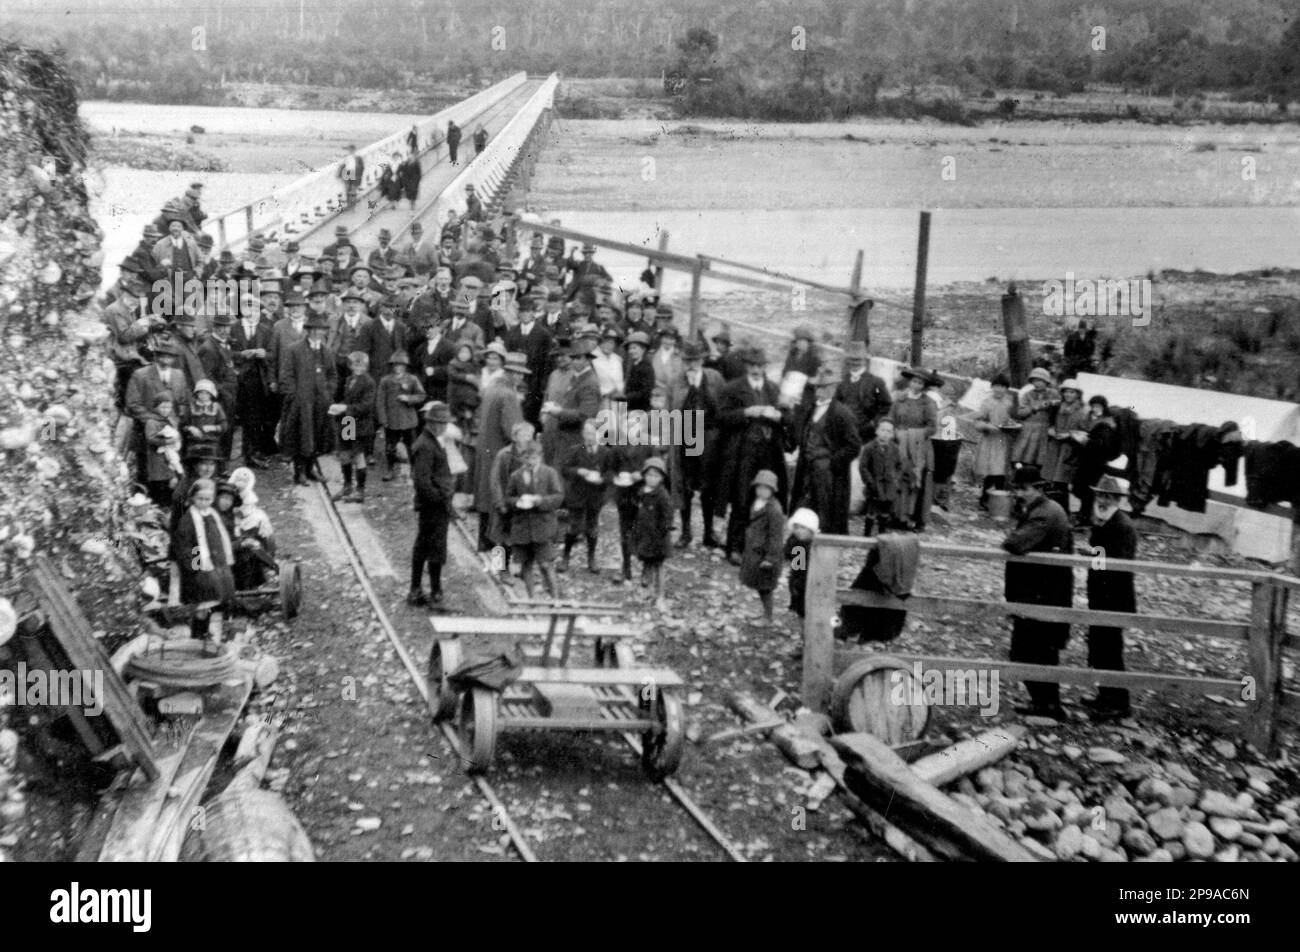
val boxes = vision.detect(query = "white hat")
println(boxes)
[229,466,256,494]
[787,508,820,534]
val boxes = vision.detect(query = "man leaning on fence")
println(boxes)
[1001,465,1073,721]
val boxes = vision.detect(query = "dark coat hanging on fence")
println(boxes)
[1151,421,1240,513]
[1245,440,1300,517]
[839,533,920,643]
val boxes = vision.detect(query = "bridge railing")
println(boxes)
[204,73,528,251]
[397,73,559,244]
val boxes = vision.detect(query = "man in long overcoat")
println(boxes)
[408,401,455,607]
[716,346,791,561]
[1083,474,1138,720]
[791,367,862,535]
[279,313,337,484]
[472,356,526,553]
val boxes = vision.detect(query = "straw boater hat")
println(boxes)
[751,470,780,491]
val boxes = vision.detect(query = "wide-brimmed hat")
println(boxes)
[681,341,707,361]
[601,324,624,341]
[504,352,531,375]
[210,312,234,327]
[711,328,732,344]
[285,290,307,306]
[570,338,597,358]
[657,325,681,341]
[388,350,410,365]
[842,340,868,361]
[422,400,451,423]
[482,340,508,361]
[642,456,667,477]
[1090,474,1130,497]
[184,442,223,462]
[788,508,820,534]
[793,324,816,342]
[1059,378,1083,394]
[1009,465,1047,489]
[751,469,780,491]
[625,331,652,348]
[1028,367,1052,384]
[341,288,366,303]
[304,312,329,330]
[900,366,929,382]
[741,346,768,365]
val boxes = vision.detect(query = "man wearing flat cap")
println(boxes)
[368,295,410,394]
[1001,464,1074,720]
[791,365,862,535]
[473,346,526,555]
[717,346,791,562]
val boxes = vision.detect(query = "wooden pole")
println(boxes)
[1002,283,1030,387]
[849,248,864,297]
[688,256,704,340]
[846,249,871,345]
[1246,581,1286,755]
[910,211,930,365]
[802,541,840,714]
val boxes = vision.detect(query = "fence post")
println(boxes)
[653,231,670,298]
[802,541,841,713]
[1002,283,1030,387]
[1246,580,1286,754]
[688,256,704,340]
[910,211,930,365]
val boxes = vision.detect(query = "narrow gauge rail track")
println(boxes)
[314,483,745,862]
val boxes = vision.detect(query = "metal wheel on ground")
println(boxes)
[278,560,302,619]
[458,687,498,774]
[426,638,462,721]
[830,655,930,743]
[639,687,684,779]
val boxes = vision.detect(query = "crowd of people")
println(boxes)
[103,174,1162,711]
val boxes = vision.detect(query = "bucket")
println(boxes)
[987,489,1014,521]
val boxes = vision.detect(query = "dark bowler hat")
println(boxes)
[197,233,214,248]
[184,442,223,462]
[304,312,329,330]
[741,345,768,365]
[422,400,452,423]
[682,341,707,361]
[341,288,366,303]
[1009,465,1047,489]
[211,312,234,327]
[307,280,330,298]
[570,338,597,358]
[284,290,306,307]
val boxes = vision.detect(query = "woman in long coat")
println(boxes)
[1043,380,1089,510]
[1011,368,1060,467]
[379,152,403,206]
[472,368,524,552]
[970,373,1017,508]
[399,152,422,209]
[279,314,337,484]
[886,368,937,530]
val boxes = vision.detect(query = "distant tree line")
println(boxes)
[2,0,1298,110]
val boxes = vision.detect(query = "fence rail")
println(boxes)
[203,73,528,251]
[802,535,1295,754]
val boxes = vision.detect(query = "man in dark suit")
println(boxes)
[791,366,862,535]
[407,269,454,336]
[1082,474,1138,720]
[1002,465,1074,720]
[836,341,892,440]
[328,288,375,400]
[716,347,791,561]
[622,331,656,413]
[504,296,551,425]
[706,328,747,382]
[409,401,455,608]
[197,312,238,461]
[368,295,409,379]
[563,243,611,303]
[231,296,275,468]
[338,144,364,209]
[544,339,602,465]
[673,341,726,548]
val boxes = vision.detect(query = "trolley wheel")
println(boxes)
[278,560,302,619]
[829,655,930,743]
[458,687,498,774]
[426,638,462,722]
[639,688,685,780]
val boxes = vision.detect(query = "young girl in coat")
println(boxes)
[144,394,185,506]
[233,489,278,590]
[170,477,236,641]
[783,507,819,619]
[447,341,481,428]
[376,350,426,481]
[330,351,377,502]
[182,379,228,461]
[634,456,673,611]
[741,469,786,627]
[971,373,1017,509]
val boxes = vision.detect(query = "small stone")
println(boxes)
[1023,716,1059,727]
[1079,833,1103,860]
[1262,835,1283,856]
[1165,840,1187,861]
[1063,745,1082,760]
[1238,832,1263,849]
[1088,747,1127,765]
[355,817,381,832]
[1023,807,1063,834]
[1123,828,1158,856]
[1055,825,1084,859]
[1214,844,1241,863]
[1104,796,1140,826]
[1169,786,1197,809]
[1147,807,1184,840]
[1211,739,1236,759]
[1136,848,1173,863]
[975,767,1004,794]
[1183,822,1215,859]
[1020,837,1057,861]
[1200,790,1246,819]
[1164,762,1199,786]
[1209,817,1242,841]
[1096,820,1123,850]
[1248,778,1271,796]
[1003,771,1028,797]
[1099,848,1128,863]
[1138,777,1175,804]
[1062,803,1089,827]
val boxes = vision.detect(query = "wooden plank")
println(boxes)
[502,603,625,616]
[814,535,1280,585]
[699,251,859,297]
[15,632,109,757]
[516,666,683,687]
[27,558,159,780]
[831,732,1040,862]
[910,726,1026,788]
[1246,581,1287,754]
[74,770,133,862]
[97,721,196,861]
[532,682,603,719]
[429,617,640,639]
[802,542,839,713]
[857,651,1242,696]
[147,673,255,862]
[727,693,820,769]
[837,588,1255,642]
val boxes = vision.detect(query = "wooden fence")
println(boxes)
[802,535,1299,753]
